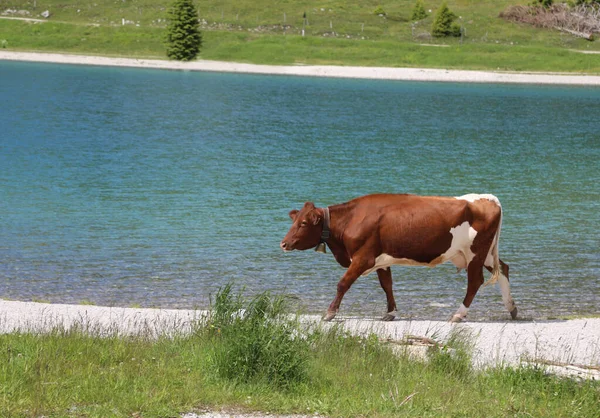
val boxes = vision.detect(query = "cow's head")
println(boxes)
[280,202,324,251]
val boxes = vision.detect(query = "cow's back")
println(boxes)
[341,194,502,272]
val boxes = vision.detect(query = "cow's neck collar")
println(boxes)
[321,207,330,241]
[314,207,330,253]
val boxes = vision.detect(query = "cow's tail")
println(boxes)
[483,202,503,287]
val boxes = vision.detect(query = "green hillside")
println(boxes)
[1,0,600,72]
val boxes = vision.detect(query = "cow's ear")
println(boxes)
[312,213,322,226]
[303,202,315,210]
[308,209,322,226]
[289,209,299,221]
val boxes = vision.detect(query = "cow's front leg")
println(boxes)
[323,258,371,321]
[377,268,397,321]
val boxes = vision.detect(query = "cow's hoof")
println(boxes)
[322,311,337,322]
[510,306,518,320]
[381,310,397,321]
[450,314,465,323]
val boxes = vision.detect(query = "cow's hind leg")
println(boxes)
[451,261,484,323]
[486,259,517,319]
[377,268,397,321]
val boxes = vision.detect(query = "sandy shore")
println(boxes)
[1,299,599,380]
[2,50,600,85]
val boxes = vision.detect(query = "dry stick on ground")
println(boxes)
[555,26,593,40]
[531,358,600,372]
[384,335,440,347]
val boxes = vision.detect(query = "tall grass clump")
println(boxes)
[205,284,309,389]
[426,329,473,380]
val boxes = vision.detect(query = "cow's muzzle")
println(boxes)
[280,240,291,251]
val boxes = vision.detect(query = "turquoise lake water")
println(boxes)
[1,61,599,320]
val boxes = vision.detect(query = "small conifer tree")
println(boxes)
[166,0,202,61]
[431,2,458,37]
[412,0,428,21]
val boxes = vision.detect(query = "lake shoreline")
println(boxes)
[2,299,599,379]
[2,50,600,85]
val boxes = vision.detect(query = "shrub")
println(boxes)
[165,0,203,61]
[412,0,428,21]
[531,0,554,7]
[373,6,386,16]
[207,285,309,389]
[432,2,459,37]
[450,22,462,37]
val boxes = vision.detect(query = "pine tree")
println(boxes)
[431,2,458,37]
[412,0,428,21]
[165,0,202,61]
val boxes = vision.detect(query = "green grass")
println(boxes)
[1,288,599,417]
[1,0,600,72]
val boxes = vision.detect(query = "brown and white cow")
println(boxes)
[280,193,518,322]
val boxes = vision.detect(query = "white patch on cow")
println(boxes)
[452,303,469,321]
[363,255,430,276]
[455,193,501,208]
[446,221,478,269]
[456,193,502,277]
[362,221,478,276]
[497,274,516,312]
[382,309,397,321]
[364,254,428,276]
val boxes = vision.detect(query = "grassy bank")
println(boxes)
[1,1,600,72]
[1,288,599,417]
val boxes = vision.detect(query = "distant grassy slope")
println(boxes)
[1,0,600,72]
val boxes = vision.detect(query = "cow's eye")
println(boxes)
[300,220,307,227]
